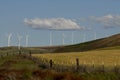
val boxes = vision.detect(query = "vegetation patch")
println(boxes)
[33,49,120,67]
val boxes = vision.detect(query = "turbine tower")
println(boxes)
[7,33,12,47]
[50,31,52,46]
[25,35,29,47]
[62,33,65,45]
[18,34,22,50]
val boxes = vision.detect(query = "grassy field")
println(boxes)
[0,48,120,80]
[32,49,120,67]
[0,55,39,70]
[0,55,84,80]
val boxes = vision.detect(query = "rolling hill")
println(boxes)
[54,33,120,53]
[0,33,120,53]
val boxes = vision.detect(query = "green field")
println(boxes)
[0,55,39,70]
[32,49,120,67]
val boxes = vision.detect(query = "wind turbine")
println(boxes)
[7,33,12,47]
[25,35,29,47]
[50,31,52,46]
[62,33,65,45]
[17,34,22,50]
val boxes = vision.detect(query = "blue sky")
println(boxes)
[0,0,120,47]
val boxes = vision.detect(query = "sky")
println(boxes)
[0,0,120,47]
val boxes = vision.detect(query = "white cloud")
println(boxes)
[89,14,120,28]
[24,18,85,30]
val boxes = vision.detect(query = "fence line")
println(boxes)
[0,51,120,74]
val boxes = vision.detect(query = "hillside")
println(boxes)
[54,33,120,53]
[0,54,84,80]
[0,33,120,53]
[0,45,64,54]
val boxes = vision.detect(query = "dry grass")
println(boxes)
[32,49,120,67]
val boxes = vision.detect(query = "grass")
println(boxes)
[54,33,120,53]
[82,72,120,80]
[32,49,120,67]
[97,46,120,50]
[0,55,39,70]
[0,49,120,80]
[0,55,84,80]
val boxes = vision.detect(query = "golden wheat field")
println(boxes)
[32,49,120,67]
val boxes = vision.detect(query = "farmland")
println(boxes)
[32,48,120,67]
[0,49,120,80]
